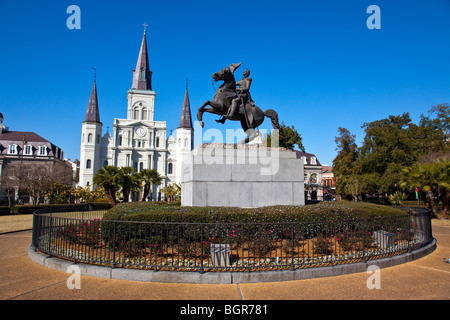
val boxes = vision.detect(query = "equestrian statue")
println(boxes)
[196,62,280,143]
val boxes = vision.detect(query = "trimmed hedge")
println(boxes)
[102,201,407,224]
[0,206,11,216]
[11,203,113,215]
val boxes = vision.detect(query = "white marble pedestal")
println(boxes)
[181,144,305,208]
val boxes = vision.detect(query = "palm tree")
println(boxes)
[401,160,450,218]
[93,166,120,206]
[137,169,162,201]
[117,167,142,202]
[160,183,181,202]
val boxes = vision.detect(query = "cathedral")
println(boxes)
[78,30,194,200]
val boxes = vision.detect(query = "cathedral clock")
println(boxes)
[135,127,147,137]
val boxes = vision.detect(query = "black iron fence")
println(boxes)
[31,207,433,272]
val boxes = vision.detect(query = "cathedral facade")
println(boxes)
[78,31,193,200]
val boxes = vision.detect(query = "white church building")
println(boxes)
[78,30,193,200]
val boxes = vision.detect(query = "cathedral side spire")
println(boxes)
[178,81,193,129]
[79,71,103,188]
[84,79,101,123]
[132,29,152,91]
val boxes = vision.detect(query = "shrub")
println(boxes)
[313,237,333,255]
[336,230,372,252]
[102,201,406,225]
[59,219,102,247]
[389,191,407,205]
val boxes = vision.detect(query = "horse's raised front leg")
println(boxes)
[197,101,212,128]
[197,101,221,128]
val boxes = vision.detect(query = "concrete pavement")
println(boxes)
[1,225,449,301]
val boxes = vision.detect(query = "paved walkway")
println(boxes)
[1,226,449,301]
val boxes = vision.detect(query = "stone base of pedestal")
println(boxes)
[181,144,305,208]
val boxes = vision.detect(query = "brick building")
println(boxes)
[0,113,74,204]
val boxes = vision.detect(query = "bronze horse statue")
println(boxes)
[197,63,280,143]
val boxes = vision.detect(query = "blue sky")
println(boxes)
[0,0,449,166]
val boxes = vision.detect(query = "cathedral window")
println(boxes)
[142,108,147,120]
[86,159,91,169]
[168,163,173,174]
[87,133,93,143]
[134,108,139,120]
[118,135,122,146]
[184,138,188,148]
[156,137,160,148]
[140,68,146,81]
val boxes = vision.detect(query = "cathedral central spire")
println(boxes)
[132,29,152,91]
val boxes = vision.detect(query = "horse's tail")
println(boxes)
[264,109,280,130]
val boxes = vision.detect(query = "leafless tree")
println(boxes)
[1,160,73,205]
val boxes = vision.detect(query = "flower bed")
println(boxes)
[31,202,432,272]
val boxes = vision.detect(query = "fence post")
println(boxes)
[32,212,38,248]
[291,223,295,271]
[200,223,204,274]
[37,213,44,250]
[362,218,366,263]
[112,221,117,268]
[407,214,411,252]
[47,213,53,258]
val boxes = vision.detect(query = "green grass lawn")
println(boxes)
[0,211,105,234]
[0,214,34,233]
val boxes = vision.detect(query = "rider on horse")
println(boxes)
[227,68,254,118]
[198,63,280,143]
[217,68,255,125]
